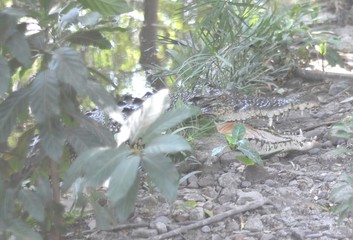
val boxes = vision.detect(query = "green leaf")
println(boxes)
[29,70,60,123]
[142,154,179,203]
[62,146,130,191]
[237,140,263,166]
[78,11,102,27]
[37,118,65,162]
[78,0,132,16]
[144,134,191,155]
[49,47,88,96]
[0,55,11,96]
[115,175,139,222]
[0,87,30,142]
[67,30,112,49]
[36,176,52,204]
[143,107,198,142]
[8,220,43,240]
[60,7,79,29]
[5,31,32,67]
[211,146,226,156]
[66,127,112,154]
[0,9,25,44]
[232,123,245,141]
[237,155,255,165]
[108,155,140,205]
[86,79,116,109]
[92,203,116,230]
[19,189,45,222]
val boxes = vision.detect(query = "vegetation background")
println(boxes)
[0,0,349,239]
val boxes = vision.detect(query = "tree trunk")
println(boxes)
[139,0,165,90]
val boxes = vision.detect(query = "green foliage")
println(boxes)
[212,123,263,166]
[159,0,339,90]
[330,116,353,221]
[63,92,197,222]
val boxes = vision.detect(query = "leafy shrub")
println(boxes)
[0,0,198,238]
[212,123,263,166]
[330,116,353,221]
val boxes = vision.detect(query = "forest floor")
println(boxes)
[64,12,353,240]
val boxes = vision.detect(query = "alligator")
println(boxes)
[103,89,320,156]
[217,122,317,156]
[26,89,319,159]
[176,90,320,127]
[171,89,320,156]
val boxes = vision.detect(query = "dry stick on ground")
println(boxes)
[149,198,270,240]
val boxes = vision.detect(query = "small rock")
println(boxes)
[329,82,349,96]
[187,174,199,188]
[183,193,206,202]
[241,181,251,188]
[150,216,171,227]
[189,207,205,220]
[226,220,240,232]
[202,186,219,199]
[291,228,305,240]
[211,234,224,240]
[236,190,263,205]
[201,225,211,233]
[198,175,216,187]
[308,148,320,155]
[264,179,277,187]
[260,233,275,240]
[244,216,264,232]
[131,228,158,238]
[155,222,168,234]
[172,208,189,222]
[218,172,240,188]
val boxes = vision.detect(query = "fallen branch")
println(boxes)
[292,67,353,83]
[149,198,270,240]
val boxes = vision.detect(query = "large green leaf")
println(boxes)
[67,30,112,49]
[92,203,116,230]
[0,8,26,44]
[5,31,32,67]
[86,79,116,109]
[142,106,198,142]
[78,0,132,16]
[232,123,245,141]
[66,110,116,148]
[66,127,112,154]
[144,134,191,155]
[114,175,139,222]
[29,70,60,123]
[237,140,263,166]
[19,189,45,222]
[49,47,88,96]
[142,154,179,203]
[62,146,130,191]
[0,55,10,96]
[107,155,140,205]
[37,118,65,162]
[0,87,30,142]
[8,220,42,240]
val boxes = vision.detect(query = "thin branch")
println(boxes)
[149,198,270,240]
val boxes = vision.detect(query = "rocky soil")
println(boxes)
[64,14,353,240]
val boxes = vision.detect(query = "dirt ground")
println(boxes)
[64,12,353,240]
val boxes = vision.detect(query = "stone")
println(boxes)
[131,228,158,238]
[155,222,168,234]
[218,172,240,188]
[244,216,264,232]
[236,190,263,205]
[201,225,211,233]
[189,207,205,220]
[198,174,216,187]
